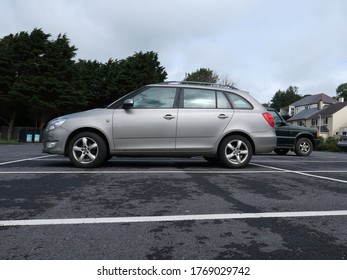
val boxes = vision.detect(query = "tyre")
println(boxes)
[294,137,313,156]
[274,148,290,155]
[104,154,113,162]
[218,135,253,168]
[68,132,107,168]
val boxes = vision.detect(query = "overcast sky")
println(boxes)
[1,0,346,103]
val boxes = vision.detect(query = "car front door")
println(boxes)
[269,110,295,146]
[176,89,234,150]
[113,87,178,151]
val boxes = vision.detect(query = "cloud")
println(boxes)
[1,0,346,103]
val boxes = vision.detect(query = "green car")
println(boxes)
[267,108,320,156]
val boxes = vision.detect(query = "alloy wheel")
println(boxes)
[72,137,99,164]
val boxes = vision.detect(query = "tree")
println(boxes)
[336,83,347,100]
[25,31,81,132]
[0,31,35,139]
[184,68,237,88]
[184,68,219,83]
[0,28,169,139]
[116,51,167,96]
[0,29,81,138]
[75,51,168,109]
[218,74,238,88]
[270,86,301,111]
[74,59,107,109]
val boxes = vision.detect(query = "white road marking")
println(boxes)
[253,160,347,163]
[0,170,282,174]
[33,157,347,163]
[0,155,56,166]
[251,163,347,184]
[0,170,346,175]
[1,210,347,227]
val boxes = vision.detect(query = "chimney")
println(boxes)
[339,97,345,102]
[318,93,323,110]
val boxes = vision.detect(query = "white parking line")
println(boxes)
[253,160,347,163]
[0,155,56,166]
[251,163,347,184]
[0,170,347,175]
[0,170,282,174]
[1,210,347,227]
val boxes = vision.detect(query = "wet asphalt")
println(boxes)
[0,143,346,260]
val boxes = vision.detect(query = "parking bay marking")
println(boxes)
[251,163,347,184]
[0,169,347,174]
[0,155,56,166]
[1,210,347,227]
[0,169,347,176]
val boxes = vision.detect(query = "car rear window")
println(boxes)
[225,92,253,109]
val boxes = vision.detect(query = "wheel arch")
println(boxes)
[295,133,314,145]
[64,128,110,156]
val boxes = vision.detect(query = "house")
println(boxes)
[308,102,347,137]
[287,102,347,138]
[280,93,339,117]
[286,108,318,127]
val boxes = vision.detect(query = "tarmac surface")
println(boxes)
[0,143,346,259]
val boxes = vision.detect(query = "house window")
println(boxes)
[311,119,317,126]
[322,117,328,125]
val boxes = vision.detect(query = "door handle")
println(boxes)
[218,114,229,119]
[163,114,175,120]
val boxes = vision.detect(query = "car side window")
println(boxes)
[217,91,231,109]
[132,87,176,108]
[225,92,253,109]
[270,111,283,124]
[183,89,216,108]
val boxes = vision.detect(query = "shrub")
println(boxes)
[316,136,342,152]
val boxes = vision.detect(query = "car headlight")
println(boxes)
[45,118,67,132]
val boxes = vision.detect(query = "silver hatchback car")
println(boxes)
[43,82,276,168]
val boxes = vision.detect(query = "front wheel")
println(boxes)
[294,137,313,156]
[218,135,253,168]
[68,132,107,168]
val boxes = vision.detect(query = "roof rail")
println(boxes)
[159,81,239,90]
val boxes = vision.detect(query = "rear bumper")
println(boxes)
[252,134,277,154]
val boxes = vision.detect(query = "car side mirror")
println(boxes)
[123,99,134,109]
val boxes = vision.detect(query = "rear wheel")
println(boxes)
[68,132,107,168]
[274,148,290,155]
[294,137,313,156]
[218,135,253,168]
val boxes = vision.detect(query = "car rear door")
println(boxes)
[176,89,234,151]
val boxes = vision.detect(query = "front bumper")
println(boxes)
[42,127,70,155]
